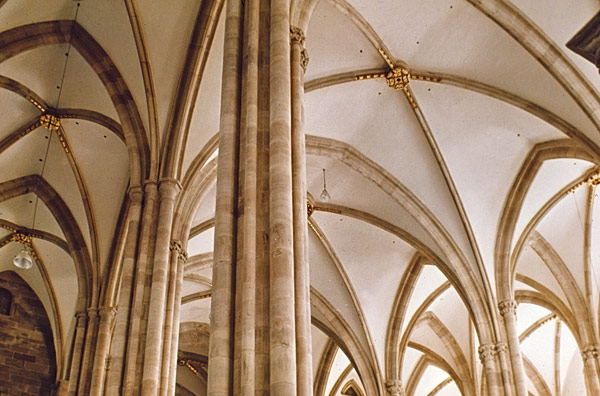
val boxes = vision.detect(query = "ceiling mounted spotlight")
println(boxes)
[320,168,331,202]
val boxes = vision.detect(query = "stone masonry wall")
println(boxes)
[0,271,57,396]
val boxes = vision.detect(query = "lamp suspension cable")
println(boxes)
[320,168,331,202]
[13,3,80,270]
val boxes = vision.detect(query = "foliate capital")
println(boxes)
[478,343,496,364]
[290,26,305,46]
[385,379,406,396]
[170,239,189,263]
[495,342,508,354]
[582,345,600,362]
[498,300,518,317]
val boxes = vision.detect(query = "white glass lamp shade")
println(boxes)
[13,249,33,270]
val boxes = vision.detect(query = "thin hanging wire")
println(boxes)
[320,168,331,202]
[30,2,81,231]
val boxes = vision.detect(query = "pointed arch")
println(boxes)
[385,254,426,380]
[311,288,382,396]
[315,338,338,396]
[306,135,495,345]
[529,231,596,346]
[465,0,600,133]
[159,0,224,180]
[413,312,475,396]
[0,175,91,311]
[495,139,597,302]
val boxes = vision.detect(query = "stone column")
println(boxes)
[207,0,311,395]
[479,343,501,396]
[105,186,145,395]
[385,379,406,396]
[67,311,87,396]
[141,178,181,395]
[88,306,116,396]
[495,342,514,396]
[160,240,187,396]
[269,0,298,393]
[582,345,600,395]
[167,245,187,396]
[206,0,242,393]
[122,181,159,396]
[290,25,313,396]
[77,307,99,395]
[498,300,527,396]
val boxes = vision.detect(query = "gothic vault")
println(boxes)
[1,1,600,395]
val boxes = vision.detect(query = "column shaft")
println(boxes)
[499,301,527,396]
[269,0,297,393]
[479,344,501,396]
[291,25,312,396]
[67,312,87,396]
[495,343,514,396]
[105,187,144,395]
[159,243,184,396]
[238,0,260,394]
[206,0,242,393]
[77,308,98,395]
[123,182,159,396]
[141,179,180,395]
[167,250,186,396]
[88,307,116,396]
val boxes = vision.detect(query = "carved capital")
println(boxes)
[290,26,305,46]
[478,343,496,364]
[170,239,189,263]
[385,379,406,396]
[498,300,518,317]
[290,26,309,71]
[495,342,508,354]
[582,345,600,362]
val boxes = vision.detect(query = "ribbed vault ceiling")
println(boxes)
[1,0,600,394]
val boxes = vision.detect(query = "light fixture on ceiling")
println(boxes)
[11,233,34,270]
[320,168,331,202]
[13,248,33,270]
